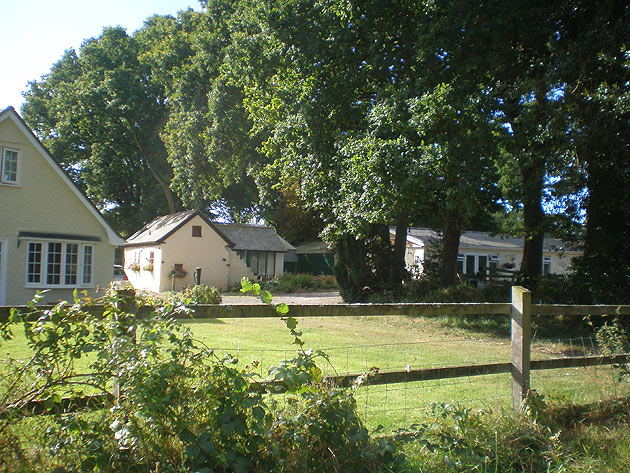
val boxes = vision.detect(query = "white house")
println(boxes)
[123,210,294,292]
[0,107,124,306]
[394,227,583,279]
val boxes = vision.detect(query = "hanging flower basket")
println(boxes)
[143,263,154,272]
[169,267,187,279]
[127,263,140,272]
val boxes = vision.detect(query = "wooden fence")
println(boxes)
[1,286,630,415]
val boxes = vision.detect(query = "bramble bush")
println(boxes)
[0,283,396,473]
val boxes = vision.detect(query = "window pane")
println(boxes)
[3,149,18,182]
[466,255,476,276]
[260,252,268,276]
[65,244,78,285]
[27,243,42,284]
[47,243,62,285]
[82,246,93,285]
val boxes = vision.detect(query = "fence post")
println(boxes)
[113,288,136,402]
[511,286,531,409]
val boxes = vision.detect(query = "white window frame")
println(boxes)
[0,147,20,185]
[456,254,465,274]
[543,256,552,275]
[459,253,499,276]
[82,245,94,285]
[25,240,95,289]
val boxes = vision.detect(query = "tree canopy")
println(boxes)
[20,0,630,302]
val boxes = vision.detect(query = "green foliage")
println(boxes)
[20,0,630,297]
[390,396,630,472]
[401,400,567,472]
[181,284,223,304]
[22,26,180,234]
[592,318,630,384]
[256,273,337,294]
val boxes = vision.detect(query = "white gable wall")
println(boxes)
[124,246,162,293]
[124,214,238,292]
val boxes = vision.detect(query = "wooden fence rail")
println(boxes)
[1,287,630,415]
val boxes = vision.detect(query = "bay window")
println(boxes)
[26,241,94,287]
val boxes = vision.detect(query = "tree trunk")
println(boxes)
[126,120,179,215]
[519,156,545,282]
[145,162,178,214]
[440,207,461,285]
[390,212,409,290]
[143,139,178,215]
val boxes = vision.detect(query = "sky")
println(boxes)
[1,0,201,111]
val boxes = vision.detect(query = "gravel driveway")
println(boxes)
[221,291,342,305]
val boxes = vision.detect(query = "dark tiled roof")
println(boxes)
[125,211,295,252]
[125,210,199,245]
[215,223,294,252]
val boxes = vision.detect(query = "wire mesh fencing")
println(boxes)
[202,331,630,429]
[531,334,630,405]
[2,289,630,430]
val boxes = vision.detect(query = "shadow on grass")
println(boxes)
[431,314,512,339]
[432,313,599,342]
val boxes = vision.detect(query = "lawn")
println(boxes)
[180,313,629,428]
[2,311,628,430]
[2,306,630,473]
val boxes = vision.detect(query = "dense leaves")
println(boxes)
[19,0,630,299]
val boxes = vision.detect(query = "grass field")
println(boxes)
[2,312,628,430]
[3,308,630,472]
[180,313,629,428]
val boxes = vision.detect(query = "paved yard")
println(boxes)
[222,291,342,305]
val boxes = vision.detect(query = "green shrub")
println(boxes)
[182,284,222,304]
[366,279,511,304]
[402,401,564,472]
[257,273,338,293]
[166,284,222,304]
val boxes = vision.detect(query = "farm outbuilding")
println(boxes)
[123,210,294,292]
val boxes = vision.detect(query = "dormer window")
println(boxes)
[1,147,18,184]
[192,225,202,237]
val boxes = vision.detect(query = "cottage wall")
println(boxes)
[401,236,580,279]
[124,246,162,293]
[227,251,254,288]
